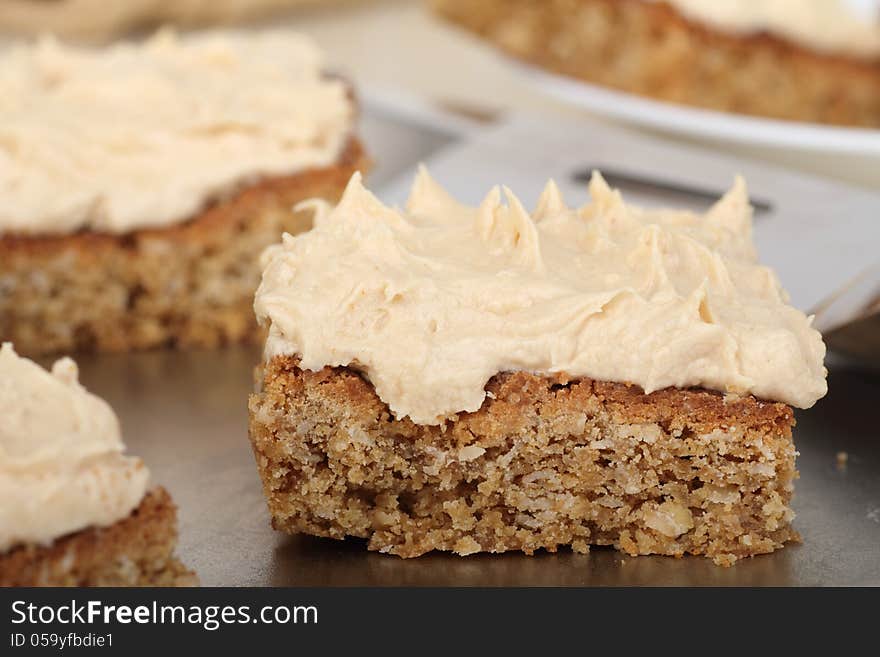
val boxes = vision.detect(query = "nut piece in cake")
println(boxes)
[432,0,880,128]
[248,169,826,565]
[0,343,195,586]
[0,31,367,355]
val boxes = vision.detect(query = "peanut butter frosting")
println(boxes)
[255,169,828,426]
[655,0,880,59]
[0,29,354,236]
[0,343,149,552]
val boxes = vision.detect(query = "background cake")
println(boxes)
[249,169,827,566]
[0,0,364,41]
[0,30,366,355]
[0,343,195,586]
[433,0,880,127]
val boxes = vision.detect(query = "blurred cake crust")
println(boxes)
[0,488,196,587]
[0,138,367,355]
[433,0,880,127]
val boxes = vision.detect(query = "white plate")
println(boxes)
[518,62,880,156]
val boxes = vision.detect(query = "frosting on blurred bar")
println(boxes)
[653,0,880,58]
[0,29,354,235]
[255,169,827,425]
[0,343,149,551]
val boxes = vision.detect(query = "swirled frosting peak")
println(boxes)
[0,343,149,552]
[255,169,828,425]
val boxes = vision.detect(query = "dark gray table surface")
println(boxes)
[69,346,879,586]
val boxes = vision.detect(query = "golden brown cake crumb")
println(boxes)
[249,356,800,566]
[432,0,880,127]
[0,488,196,587]
[0,139,368,356]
